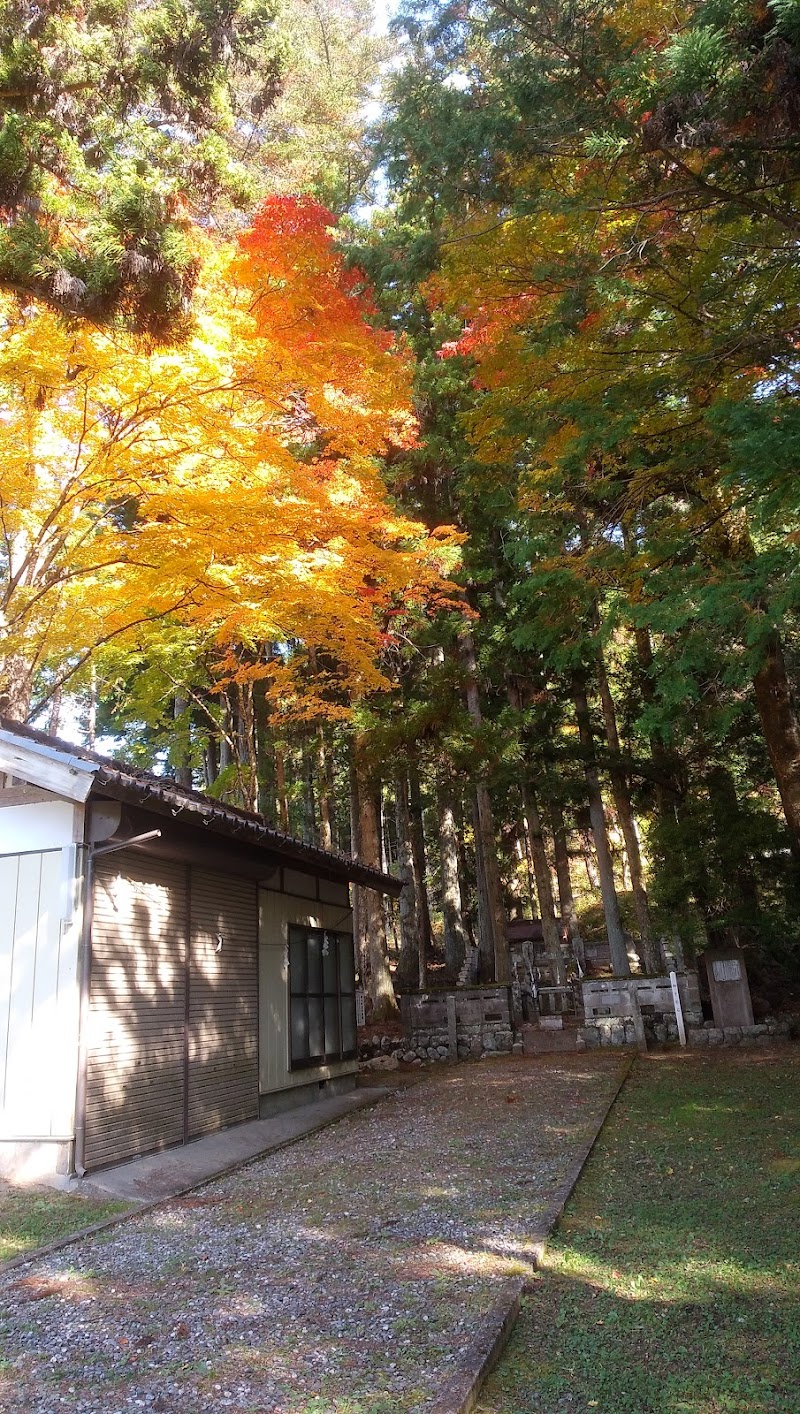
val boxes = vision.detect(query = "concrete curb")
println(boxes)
[428,1054,636,1414]
[0,1087,392,1278]
[428,1279,524,1414]
[527,1052,636,1266]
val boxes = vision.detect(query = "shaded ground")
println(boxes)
[0,1054,624,1414]
[477,1050,800,1414]
[0,1183,128,1265]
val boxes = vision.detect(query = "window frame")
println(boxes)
[288,925,358,1070]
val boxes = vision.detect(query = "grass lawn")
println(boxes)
[477,1049,800,1414]
[0,1183,130,1264]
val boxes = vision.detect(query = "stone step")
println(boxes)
[521,1022,582,1055]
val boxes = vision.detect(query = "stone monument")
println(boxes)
[702,946,754,1029]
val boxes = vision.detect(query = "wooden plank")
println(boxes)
[86,1057,185,1079]
[282,867,317,900]
[0,738,96,802]
[0,786,54,807]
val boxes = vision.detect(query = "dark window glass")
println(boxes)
[308,997,324,1056]
[323,934,338,993]
[289,936,307,994]
[324,995,341,1054]
[307,932,323,993]
[288,926,358,1069]
[339,940,355,994]
[291,997,308,1060]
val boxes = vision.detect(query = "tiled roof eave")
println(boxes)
[92,766,401,896]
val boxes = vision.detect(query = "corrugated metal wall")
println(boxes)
[188,872,258,1138]
[84,854,258,1171]
[85,854,188,1170]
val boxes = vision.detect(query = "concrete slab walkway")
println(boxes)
[76,1086,392,1205]
[0,1054,629,1414]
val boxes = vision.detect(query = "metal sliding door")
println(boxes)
[187,871,259,1138]
[85,853,187,1170]
[85,858,259,1169]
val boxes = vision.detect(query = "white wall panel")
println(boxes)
[0,849,81,1139]
[0,800,80,853]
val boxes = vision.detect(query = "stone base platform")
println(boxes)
[522,1021,582,1055]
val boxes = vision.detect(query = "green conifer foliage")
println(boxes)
[0,0,282,334]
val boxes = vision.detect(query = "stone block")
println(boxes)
[364,1053,399,1071]
[687,1028,708,1046]
[707,1028,724,1045]
[723,1027,742,1044]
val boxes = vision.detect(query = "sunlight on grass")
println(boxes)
[548,1243,800,1303]
[0,1188,129,1264]
[476,1052,800,1414]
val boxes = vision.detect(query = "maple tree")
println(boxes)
[0,198,452,734]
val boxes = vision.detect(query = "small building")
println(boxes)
[0,720,399,1182]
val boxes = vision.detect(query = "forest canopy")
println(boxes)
[2,0,800,1013]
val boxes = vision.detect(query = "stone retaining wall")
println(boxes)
[686,1019,797,1046]
[399,987,521,1063]
[582,973,703,1027]
[578,1016,797,1049]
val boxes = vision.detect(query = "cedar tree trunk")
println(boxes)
[572,671,630,977]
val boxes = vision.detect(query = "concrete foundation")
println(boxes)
[259,1073,357,1117]
[0,1138,75,1187]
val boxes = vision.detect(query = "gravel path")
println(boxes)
[0,1055,625,1414]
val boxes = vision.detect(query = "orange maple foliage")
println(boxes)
[0,199,457,721]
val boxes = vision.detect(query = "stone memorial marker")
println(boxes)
[702,946,754,1029]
